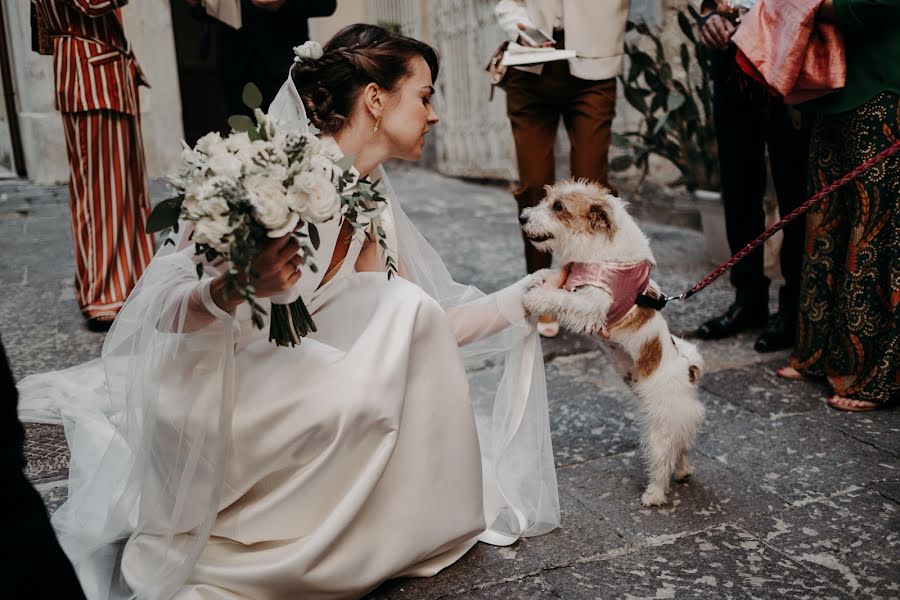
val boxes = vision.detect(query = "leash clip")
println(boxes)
[635,293,668,311]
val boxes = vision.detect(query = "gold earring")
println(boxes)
[373,116,381,133]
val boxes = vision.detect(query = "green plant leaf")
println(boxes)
[610,155,635,171]
[334,154,355,173]
[623,85,649,113]
[228,115,255,133]
[667,92,686,112]
[146,196,183,233]
[242,83,263,110]
[677,11,696,44]
[680,44,692,78]
[308,223,320,250]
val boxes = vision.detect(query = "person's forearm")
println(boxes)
[69,0,129,18]
[210,275,243,314]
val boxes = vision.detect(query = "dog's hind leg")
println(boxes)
[675,448,693,482]
[640,434,677,507]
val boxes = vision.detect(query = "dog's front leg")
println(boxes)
[522,286,571,323]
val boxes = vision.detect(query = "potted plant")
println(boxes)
[611,9,729,261]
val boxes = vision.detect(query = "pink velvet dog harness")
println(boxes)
[562,261,653,333]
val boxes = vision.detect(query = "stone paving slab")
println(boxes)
[374,488,621,599]
[24,423,69,485]
[540,523,853,600]
[695,396,895,506]
[740,488,900,599]
[557,450,789,543]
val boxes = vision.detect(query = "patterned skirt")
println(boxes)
[791,91,899,404]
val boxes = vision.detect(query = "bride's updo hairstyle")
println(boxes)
[291,24,440,135]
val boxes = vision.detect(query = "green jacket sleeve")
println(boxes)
[834,0,900,32]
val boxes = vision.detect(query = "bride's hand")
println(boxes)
[211,235,302,312]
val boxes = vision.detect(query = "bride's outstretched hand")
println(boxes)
[211,234,302,312]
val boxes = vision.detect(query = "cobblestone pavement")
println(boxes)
[2,167,897,600]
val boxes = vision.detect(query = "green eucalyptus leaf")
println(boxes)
[228,114,255,133]
[334,154,355,173]
[242,83,263,110]
[146,196,183,233]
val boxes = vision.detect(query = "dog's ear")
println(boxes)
[588,204,612,231]
[688,365,702,384]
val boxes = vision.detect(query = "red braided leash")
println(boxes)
[652,138,900,307]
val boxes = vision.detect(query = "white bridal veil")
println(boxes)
[17,75,559,599]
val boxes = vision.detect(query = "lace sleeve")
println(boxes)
[445,273,540,346]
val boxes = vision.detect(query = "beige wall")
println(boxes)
[4,0,183,184]
[308,0,371,44]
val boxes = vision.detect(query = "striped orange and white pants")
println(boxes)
[61,109,155,319]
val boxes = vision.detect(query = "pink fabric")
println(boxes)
[563,261,652,328]
[732,0,846,104]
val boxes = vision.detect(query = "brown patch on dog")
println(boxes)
[614,306,656,334]
[688,365,701,384]
[544,179,618,238]
[636,337,663,378]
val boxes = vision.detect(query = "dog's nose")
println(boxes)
[518,213,529,226]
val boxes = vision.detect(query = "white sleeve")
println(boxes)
[495,0,534,41]
[446,273,540,346]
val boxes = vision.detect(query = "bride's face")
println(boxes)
[379,57,439,161]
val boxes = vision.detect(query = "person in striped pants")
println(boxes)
[33,0,155,331]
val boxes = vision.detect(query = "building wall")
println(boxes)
[4,0,184,184]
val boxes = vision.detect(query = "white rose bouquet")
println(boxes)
[147,84,393,346]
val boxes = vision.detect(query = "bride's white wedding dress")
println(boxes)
[17,82,559,600]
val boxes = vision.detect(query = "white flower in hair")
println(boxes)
[293,40,324,63]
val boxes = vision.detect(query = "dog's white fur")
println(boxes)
[521,180,705,507]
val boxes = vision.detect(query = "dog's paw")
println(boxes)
[675,467,693,482]
[640,488,669,507]
[528,268,564,290]
[522,287,550,316]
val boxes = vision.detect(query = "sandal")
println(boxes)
[826,395,879,412]
[776,366,804,381]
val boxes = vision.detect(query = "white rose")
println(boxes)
[265,163,288,183]
[308,154,336,179]
[207,152,243,179]
[226,131,252,153]
[245,175,292,232]
[200,195,230,219]
[267,211,301,238]
[293,40,323,62]
[195,131,222,155]
[290,172,341,223]
[193,214,234,253]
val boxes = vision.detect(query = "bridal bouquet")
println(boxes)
[146,84,393,347]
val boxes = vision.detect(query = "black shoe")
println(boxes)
[695,302,768,340]
[86,316,114,332]
[754,312,796,353]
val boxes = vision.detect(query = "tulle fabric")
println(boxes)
[17,75,559,599]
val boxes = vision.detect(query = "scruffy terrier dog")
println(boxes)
[521,179,705,507]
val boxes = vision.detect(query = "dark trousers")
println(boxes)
[505,59,617,273]
[713,69,811,315]
[0,338,86,599]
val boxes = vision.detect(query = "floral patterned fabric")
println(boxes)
[791,91,899,404]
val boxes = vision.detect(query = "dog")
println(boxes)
[520,179,705,507]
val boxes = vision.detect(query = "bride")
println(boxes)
[18,24,559,599]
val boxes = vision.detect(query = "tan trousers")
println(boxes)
[505,60,616,273]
